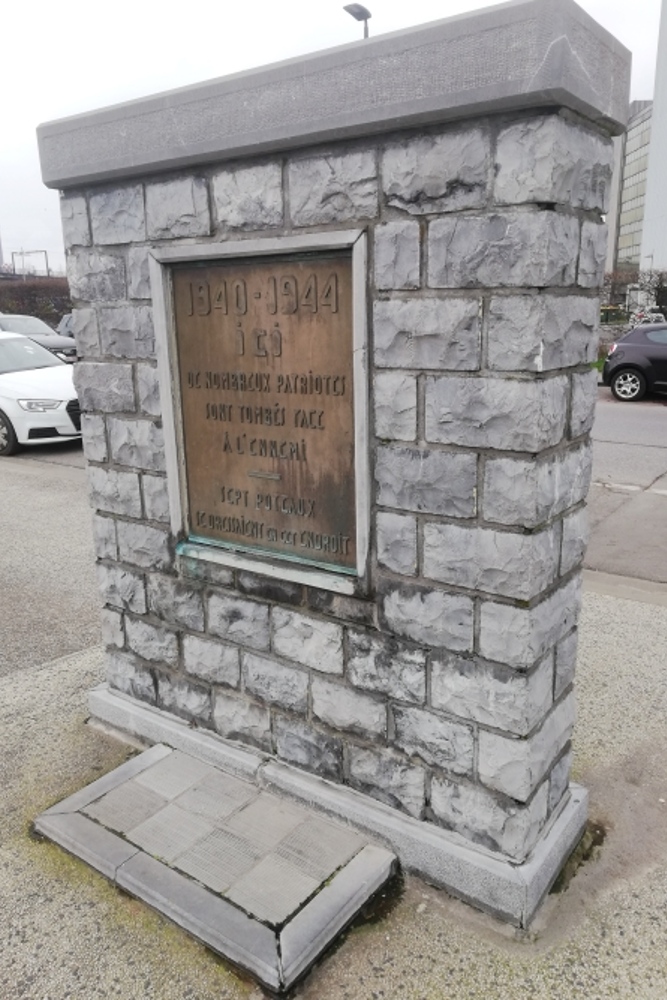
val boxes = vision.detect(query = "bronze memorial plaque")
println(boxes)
[172,254,356,572]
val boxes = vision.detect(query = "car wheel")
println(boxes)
[610,368,647,402]
[0,410,20,456]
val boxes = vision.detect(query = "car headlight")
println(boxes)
[17,399,64,411]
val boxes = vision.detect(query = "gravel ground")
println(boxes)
[3,588,667,1000]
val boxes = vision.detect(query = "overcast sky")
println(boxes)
[0,0,662,275]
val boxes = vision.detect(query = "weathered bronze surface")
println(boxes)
[172,255,356,571]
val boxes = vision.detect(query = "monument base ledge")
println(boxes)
[88,683,588,928]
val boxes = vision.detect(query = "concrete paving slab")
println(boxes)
[224,793,308,851]
[128,803,215,862]
[34,744,395,992]
[586,482,632,530]
[592,440,667,489]
[276,817,364,881]
[175,828,261,892]
[134,749,216,798]
[226,854,320,926]
[175,769,259,822]
[585,490,667,583]
[83,779,168,833]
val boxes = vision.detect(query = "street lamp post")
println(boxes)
[343,4,372,38]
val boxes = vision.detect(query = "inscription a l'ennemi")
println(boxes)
[173,255,356,571]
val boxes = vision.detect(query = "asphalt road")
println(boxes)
[587,386,667,583]
[0,439,99,678]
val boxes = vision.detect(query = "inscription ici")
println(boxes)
[173,255,356,571]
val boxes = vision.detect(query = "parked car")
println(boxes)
[0,315,77,362]
[0,332,81,456]
[603,323,667,401]
[57,313,74,337]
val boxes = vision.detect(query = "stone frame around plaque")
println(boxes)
[149,231,369,595]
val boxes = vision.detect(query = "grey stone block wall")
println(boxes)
[65,108,610,866]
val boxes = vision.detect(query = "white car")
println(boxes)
[0,332,81,456]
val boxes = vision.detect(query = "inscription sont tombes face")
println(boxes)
[173,254,356,572]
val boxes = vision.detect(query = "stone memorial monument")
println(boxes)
[38,0,630,930]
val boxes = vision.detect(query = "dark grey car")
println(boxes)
[602,324,667,401]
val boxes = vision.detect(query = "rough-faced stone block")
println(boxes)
[382,129,491,214]
[425,375,568,451]
[208,593,270,651]
[127,247,152,299]
[430,652,554,737]
[376,511,417,576]
[494,116,613,212]
[98,563,146,614]
[101,607,124,648]
[289,152,377,226]
[570,369,598,438]
[125,616,178,665]
[548,749,572,813]
[213,690,271,750]
[381,582,474,650]
[158,674,212,725]
[81,413,107,463]
[116,520,171,571]
[74,361,134,413]
[67,250,126,302]
[91,514,117,560]
[392,705,474,773]
[146,176,210,238]
[90,185,145,244]
[423,522,560,600]
[71,308,100,358]
[147,573,204,632]
[487,295,598,372]
[373,298,480,370]
[87,466,142,518]
[348,746,426,819]
[483,444,592,528]
[136,363,162,418]
[142,474,170,523]
[555,629,578,699]
[236,572,302,607]
[60,194,91,248]
[272,608,343,675]
[183,634,240,688]
[312,678,386,738]
[98,305,154,360]
[347,629,426,704]
[579,221,607,288]
[428,212,579,288]
[479,575,581,670]
[374,221,420,290]
[108,417,166,472]
[107,649,155,704]
[374,372,417,441]
[212,163,283,230]
[561,507,589,575]
[431,776,549,862]
[306,591,376,629]
[375,445,477,518]
[477,693,575,801]
[272,715,343,781]
[242,652,308,714]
